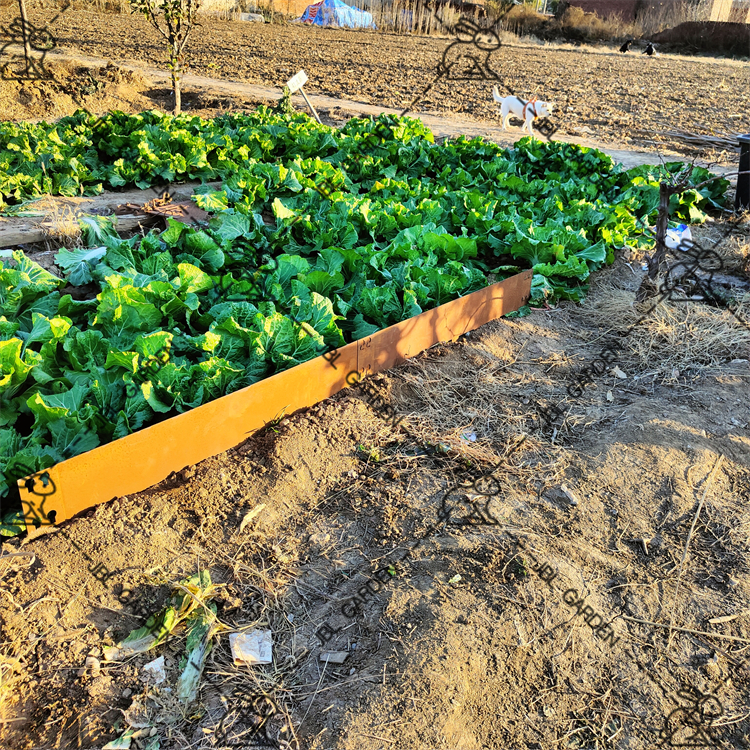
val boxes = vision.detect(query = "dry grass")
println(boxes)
[500,3,548,35]
[575,219,750,383]
[495,0,715,44]
[499,2,637,42]
[559,4,630,40]
[635,299,750,369]
[0,552,37,731]
[720,230,750,275]
[695,219,750,274]
[636,0,711,37]
[41,203,83,247]
[579,286,750,377]
[391,331,567,476]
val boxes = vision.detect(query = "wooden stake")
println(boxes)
[299,87,322,124]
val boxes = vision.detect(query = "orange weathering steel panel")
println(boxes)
[16,340,358,527]
[18,270,532,526]
[360,269,533,377]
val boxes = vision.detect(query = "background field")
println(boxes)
[3,8,749,156]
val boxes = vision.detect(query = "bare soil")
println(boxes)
[3,8,749,154]
[0,219,749,750]
[652,22,750,57]
[0,58,275,123]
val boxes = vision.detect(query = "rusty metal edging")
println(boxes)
[18,270,532,526]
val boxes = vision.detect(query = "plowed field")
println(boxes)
[9,8,750,154]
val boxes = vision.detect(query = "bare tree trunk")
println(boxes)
[649,181,671,279]
[17,0,32,76]
[171,48,181,114]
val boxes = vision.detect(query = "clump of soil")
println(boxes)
[0,60,273,122]
[0,61,153,120]
[0,60,153,121]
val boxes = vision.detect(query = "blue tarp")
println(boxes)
[298,0,376,29]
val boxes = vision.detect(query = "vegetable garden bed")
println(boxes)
[0,105,730,534]
[14,268,531,528]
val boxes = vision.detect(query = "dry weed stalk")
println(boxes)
[491,0,712,43]
[42,203,82,247]
[393,344,561,478]
[635,0,710,37]
[346,0,462,35]
[711,227,750,274]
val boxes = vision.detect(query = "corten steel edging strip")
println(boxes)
[357,269,533,377]
[17,270,532,526]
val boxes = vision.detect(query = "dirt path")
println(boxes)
[4,8,749,157]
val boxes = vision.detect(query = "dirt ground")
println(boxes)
[0,216,749,750]
[2,8,749,155]
[0,58,276,123]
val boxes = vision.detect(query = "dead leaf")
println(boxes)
[239,503,266,533]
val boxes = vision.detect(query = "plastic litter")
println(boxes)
[560,484,580,506]
[142,655,166,684]
[641,224,693,270]
[230,629,273,666]
[665,224,692,250]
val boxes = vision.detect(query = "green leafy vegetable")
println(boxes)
[0,108,728,503]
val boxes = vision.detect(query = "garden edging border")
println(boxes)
[18,270,532,526]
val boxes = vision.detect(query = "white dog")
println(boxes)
[492,86,554,138]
